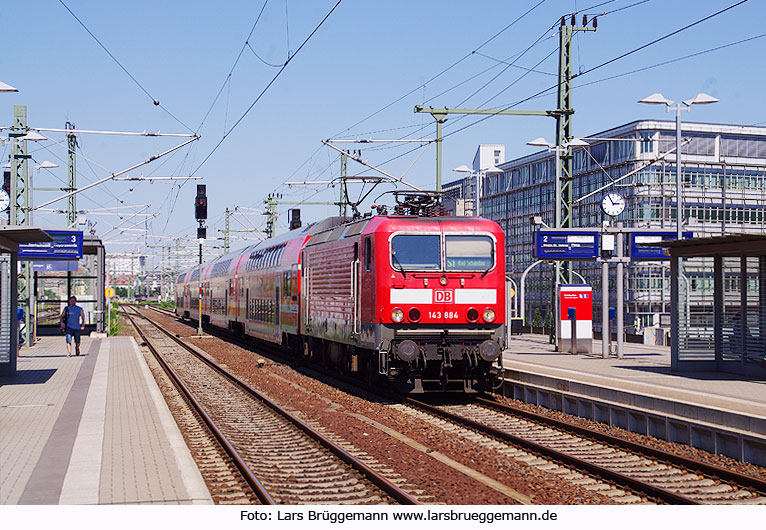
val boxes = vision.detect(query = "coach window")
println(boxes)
[364,237,372,271]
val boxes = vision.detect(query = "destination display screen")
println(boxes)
[535,231,599,260]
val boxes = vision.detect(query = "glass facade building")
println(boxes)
[470,120,766,335]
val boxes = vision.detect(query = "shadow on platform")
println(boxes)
[0,368,58,386]
[613,364,766,383]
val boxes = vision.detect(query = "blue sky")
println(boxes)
[2,0,764,264]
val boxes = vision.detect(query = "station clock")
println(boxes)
[600,192,625,217]
[0,189,10,212]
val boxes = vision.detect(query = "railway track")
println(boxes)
[406,397,766,505]
[122,307,420,505]
[142,307,766,504]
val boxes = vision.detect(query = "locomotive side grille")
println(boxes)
[307,244,356,320]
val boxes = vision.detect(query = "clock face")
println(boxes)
[0,189,10,212]
[601,192,625,217]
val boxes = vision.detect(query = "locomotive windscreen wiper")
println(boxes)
[391,251,406,278]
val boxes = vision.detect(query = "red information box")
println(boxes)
[559,287,593,321]
[557,284,592,353]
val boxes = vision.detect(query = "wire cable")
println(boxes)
[574,0,749,79]
[330,0,549,138]
[191,0,344,175]
[58,0,195,133]
[195,0,271,132]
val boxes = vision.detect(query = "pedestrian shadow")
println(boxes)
[0,369,57,386]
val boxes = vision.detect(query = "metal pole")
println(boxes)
[551,147,563,346]
[197,241,203,336]
[436,118,443,192]
[602,259,609,359]
[476,171,480,216]
[554,147,562,229]
[506,277,519,318]
[616,222,625,359]
[570,311,577,355]
[675,105,682,241]
[520,260,543,323]
[107,298,111,335]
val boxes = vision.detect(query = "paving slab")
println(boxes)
[0,335,212,505]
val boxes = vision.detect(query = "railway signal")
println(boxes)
[195,184,207,220]
[194,184,207,337]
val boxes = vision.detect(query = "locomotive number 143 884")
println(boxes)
[428,311,459,319]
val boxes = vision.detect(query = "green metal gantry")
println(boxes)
[9,106,34,347]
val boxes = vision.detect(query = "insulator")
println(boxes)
[593,16,597,28]
[582,15,587,25]
[560,16,565,26]
[571,14,575,25]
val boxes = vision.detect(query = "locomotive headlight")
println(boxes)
[479,339,502,362]
[482,308,496,322]
[396,340,418,362]
[391,308,405,323]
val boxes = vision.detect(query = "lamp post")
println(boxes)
[638,92,719,240]
[452,165,503,217]
[527,137,590,230]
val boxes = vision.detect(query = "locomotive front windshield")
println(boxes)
[391,234,440,270]
[445,235,494,271]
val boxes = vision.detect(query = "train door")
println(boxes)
[225,279,230,319]
[351,243,360,336]
[300,251,308,332]
[360,236,375,323]
[275,273,280,328]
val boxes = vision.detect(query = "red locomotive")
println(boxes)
[176,200,506,393]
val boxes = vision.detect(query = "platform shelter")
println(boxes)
[0,226,52,375]
[665,234,766,377]
[34,235,105,336]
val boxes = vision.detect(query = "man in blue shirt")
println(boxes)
[60,296,86,357]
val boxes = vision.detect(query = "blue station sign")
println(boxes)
[535,230,599,260]
[18,230,84,261]
[31,260,80,272]
[630,231,693,260]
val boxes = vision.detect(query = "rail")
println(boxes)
[129,306,420,505]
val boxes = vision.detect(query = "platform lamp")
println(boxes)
[453,165,504,217]
[0,81,19,93]
[638,92,719,240]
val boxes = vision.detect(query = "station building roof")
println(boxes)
[650,233,766,257]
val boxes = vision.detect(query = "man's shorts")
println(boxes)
[65,327,82,344]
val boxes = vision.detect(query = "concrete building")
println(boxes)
[473,143,505,171]
[464,120,766,337]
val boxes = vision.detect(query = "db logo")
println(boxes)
[434,290,454,303]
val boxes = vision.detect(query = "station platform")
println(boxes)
[0,335,213,505]
[502,334,766,466]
